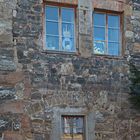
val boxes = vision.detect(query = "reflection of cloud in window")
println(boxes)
[94,41,105,54]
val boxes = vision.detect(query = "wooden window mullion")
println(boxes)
[59,7,62,51]
[106,14,108,54]
[119,15,122,56]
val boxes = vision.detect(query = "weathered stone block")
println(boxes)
[133,43,140,52]
[0,86,16,100]
[0,101,24,113]
[34,134,44,140]
[0,49,14,60]
[0,60,16,71]
[3,131,23,140]
[31,92,41,100]
[0,72,24,85]
[93,0,124,12]
[125,30,134,39]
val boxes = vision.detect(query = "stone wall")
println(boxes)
[0,0,140,140]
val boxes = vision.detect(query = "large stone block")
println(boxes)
[0,49,14,60]
[0,101,24,113]
[0,86,16,100]
[93,0,124,12]
[0,72,24,85]
[133,43,140,52]
[3,131,23,140]
[0,60,16,71]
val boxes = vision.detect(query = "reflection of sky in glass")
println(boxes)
[46,6,75,51]
[46,36,59,50]
[108,43,119,56]
[46,21,58,35]
[108,15,120,28]
[108,29,119,42]
[46,6,58,21]
[94,13,105,26]
[94,27,105,41]
[62,8,74,23]
[93,12,120,56]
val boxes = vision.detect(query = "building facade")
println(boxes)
[0,0,140,140]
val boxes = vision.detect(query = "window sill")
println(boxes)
[92,53,125,60]
[41,50,125,60]
[42,50,79,56]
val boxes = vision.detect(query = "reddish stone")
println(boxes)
[0,101,24,114]
[23,75,32,99]
[44,0,78,5]
[21,115,32,131]
[93,0,124,12]
[3,131,24,140]
[0,72,24,86]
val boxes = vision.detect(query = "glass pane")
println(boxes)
[76,117,84,133]
[94,27,105,41]
[46,36,59,50]
[62,37,75,52]
[62,23,74,38]
[62,116,84,134]
[108,42,120,56]
[94,13,106,26]
[94,41,105,54]
[63,117,70,134]
[108,15,120,28]
[46,6,58,21]
[62,8,74,22]
[46,21,58,35]
[108,29,119,42]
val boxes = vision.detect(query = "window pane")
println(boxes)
[46,36,59,50]
[108,29,119,42]
[108,15,120,28]
[62,8,74,22]
[63,117,70,134]
[94,41,105,54]
[76,117,84,133]
[62,116,84,134]
[46,21,58,35]
[94,13,106,26]
[62,37,75,52]
[94,27,105,41]
[46,6,58,21]
[108,42,120,55]
[62,23,74,37]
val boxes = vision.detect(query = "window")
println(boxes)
[51,107,95,140]
[93,12,121,56]
[61,116,84,140]
[45,5,76,52]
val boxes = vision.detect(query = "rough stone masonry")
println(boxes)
[0,0,140,140]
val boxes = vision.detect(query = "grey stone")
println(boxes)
[0,87,16,100]
[125,31,134,39]
[0,60,16,71]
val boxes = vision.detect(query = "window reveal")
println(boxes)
[93,12,121,56]
[45,6,75,52]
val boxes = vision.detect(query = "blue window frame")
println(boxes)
[93,12,121,56]
[45,6,75,52]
